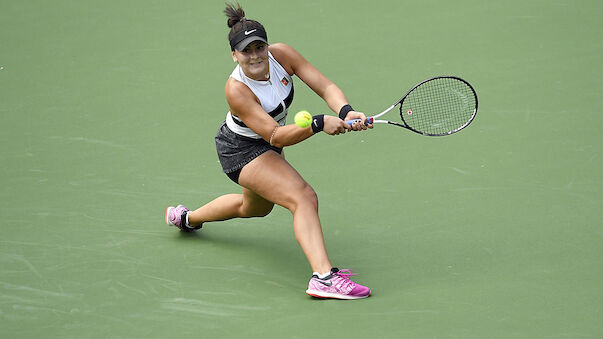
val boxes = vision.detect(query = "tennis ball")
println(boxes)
[294,110,312,128]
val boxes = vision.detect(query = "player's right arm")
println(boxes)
[225,78,314,148]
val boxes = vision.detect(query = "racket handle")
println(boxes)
[344,116,374,127]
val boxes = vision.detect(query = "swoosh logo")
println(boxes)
[244,29,257,35]
[313,119,318,126]
[316,279,332,287]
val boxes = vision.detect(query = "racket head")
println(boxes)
[398,76,478,136]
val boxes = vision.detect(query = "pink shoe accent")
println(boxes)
[165,205,199,232]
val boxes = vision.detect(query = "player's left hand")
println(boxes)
[343,111,373,130]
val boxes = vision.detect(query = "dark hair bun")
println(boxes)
[224,2,246,28]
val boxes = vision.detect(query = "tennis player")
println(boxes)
[166,3,371,299]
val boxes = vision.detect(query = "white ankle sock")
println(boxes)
[313,271,331,279]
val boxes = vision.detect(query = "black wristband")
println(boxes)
[311,114,324,134]
[338,104,354,120]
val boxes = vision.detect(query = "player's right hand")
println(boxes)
[323,115,351,135]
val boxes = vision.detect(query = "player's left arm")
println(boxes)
[270,43,369,129]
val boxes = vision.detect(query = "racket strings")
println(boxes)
[400,77,476,135]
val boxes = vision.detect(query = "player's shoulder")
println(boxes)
[269,43,303,74]
[270,43,302,59]
[269,42,294,54]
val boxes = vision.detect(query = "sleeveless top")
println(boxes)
[225,52,294,139]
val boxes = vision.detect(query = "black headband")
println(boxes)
[229,26,268,51]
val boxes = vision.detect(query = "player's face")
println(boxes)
[232,41,269,81]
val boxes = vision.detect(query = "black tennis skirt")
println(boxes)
[215,122,282,181]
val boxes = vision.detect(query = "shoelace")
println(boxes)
[331,269,358,291]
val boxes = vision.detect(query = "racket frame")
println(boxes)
[350,76,479,136]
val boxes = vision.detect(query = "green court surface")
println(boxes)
[1,0,601,338]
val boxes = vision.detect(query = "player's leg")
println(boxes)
[237,150,332,275]
[166,148,370,298]
[186,187,274,227]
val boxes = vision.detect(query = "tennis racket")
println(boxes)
[346,76,478,136]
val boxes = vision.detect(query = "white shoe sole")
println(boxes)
[306,289,370,300]
[165,206,175,225]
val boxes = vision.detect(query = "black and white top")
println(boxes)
[225,52,294,139]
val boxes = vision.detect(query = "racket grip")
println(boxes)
[344,116,374,127]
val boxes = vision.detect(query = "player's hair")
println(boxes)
[224,2,265,41]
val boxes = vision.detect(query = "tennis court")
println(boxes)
[1,0,601,337]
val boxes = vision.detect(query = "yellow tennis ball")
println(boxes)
[294,110,312,128]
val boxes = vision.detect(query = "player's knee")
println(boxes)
[295,183,318,211]
[307,186,319,209]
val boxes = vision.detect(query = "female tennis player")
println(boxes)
[166,3,371,300]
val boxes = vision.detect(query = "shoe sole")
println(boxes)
[165,206,174,225]
[306,289,371,300]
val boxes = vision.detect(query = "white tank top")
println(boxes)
[225,52,294,139]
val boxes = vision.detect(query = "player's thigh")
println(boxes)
[238,150,316,210]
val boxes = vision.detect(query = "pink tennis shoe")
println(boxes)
[165,205,201,232]
[306,268,371,300]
